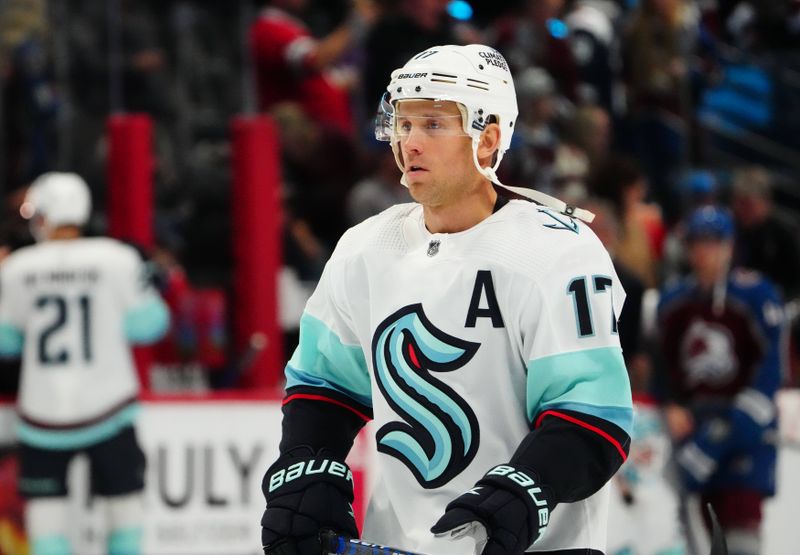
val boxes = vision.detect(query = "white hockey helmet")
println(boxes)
[377,44,518,182]
[22,172,92,234]
[376,44,595,222]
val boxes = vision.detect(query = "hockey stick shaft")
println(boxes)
[320,531,427,555]
[322,509,725,555]
[707,503,728,555]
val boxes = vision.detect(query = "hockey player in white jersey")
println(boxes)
[260,45,633,555]
[0,172,170,555]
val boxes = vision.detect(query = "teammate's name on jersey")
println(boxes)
[24,268,100,287]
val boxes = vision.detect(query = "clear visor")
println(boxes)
[374,92,394,142]
[374,93,468,142]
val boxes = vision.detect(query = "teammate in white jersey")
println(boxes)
[260,45,633,555]
[0,172,170,555]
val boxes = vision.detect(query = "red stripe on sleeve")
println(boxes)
[283,393,372,422]
[535,409,628,462]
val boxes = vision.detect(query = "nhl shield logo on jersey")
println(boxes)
[371,304,481,489]
[427,240,440,257]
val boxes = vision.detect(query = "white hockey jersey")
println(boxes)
[0,238,169,437]
[286,201,633,554]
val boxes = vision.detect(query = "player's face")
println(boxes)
[394,100,479,207]
[688,238,732,284]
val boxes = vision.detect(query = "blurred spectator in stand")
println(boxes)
[564,0,622,111]
[250,0,377,137]
[363,0,463,116]
[657,206,785,555]
[564,104,613,173]
[273,105,326,251]
[545,104,616,203]
[721,0,800,52]
[346,148,407,225]
[551,147,590,205]
[681,169,718,210]
[491,0,579,101]
[272,103,360,249]
[114,2,173,117]
[623,0,699,225]
[0,0,58,192]
[66,1,177,202]
[589,156,665,288]
[731,165,800,385]
[731,166,800,301]
[498,67,566,193]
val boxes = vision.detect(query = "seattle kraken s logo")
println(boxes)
[372,304,480,489]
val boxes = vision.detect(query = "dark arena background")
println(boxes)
[1,0,799,554]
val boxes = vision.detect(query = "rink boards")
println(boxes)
[0,391,798,555]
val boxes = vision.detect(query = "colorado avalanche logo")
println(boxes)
[372,304,480,489]
[681,319,739,386]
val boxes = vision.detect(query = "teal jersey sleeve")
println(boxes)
[526,347,633,433]
[125,294,171,344]
[286,313,372,407]
[284,258,372,408]
[0,322,23,357]
[520,241,633,435]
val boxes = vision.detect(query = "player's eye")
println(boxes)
[427,119,442,130]
[398,120,412,133]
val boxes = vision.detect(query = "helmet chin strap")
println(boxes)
[469,137,596,223]
[391,140,409,187]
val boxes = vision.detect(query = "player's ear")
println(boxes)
[476,122,501,167]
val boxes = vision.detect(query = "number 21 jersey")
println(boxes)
[0,238,167,426]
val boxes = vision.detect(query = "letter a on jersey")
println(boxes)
[372,304,481,489]
[465,270,505,328]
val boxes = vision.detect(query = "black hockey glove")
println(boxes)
[261,449,358,555]
[431,464,553,555]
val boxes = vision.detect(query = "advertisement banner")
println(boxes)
[0,398,374,555]
[139,401,279,555]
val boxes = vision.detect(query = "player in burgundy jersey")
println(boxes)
[657,206,786,555]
